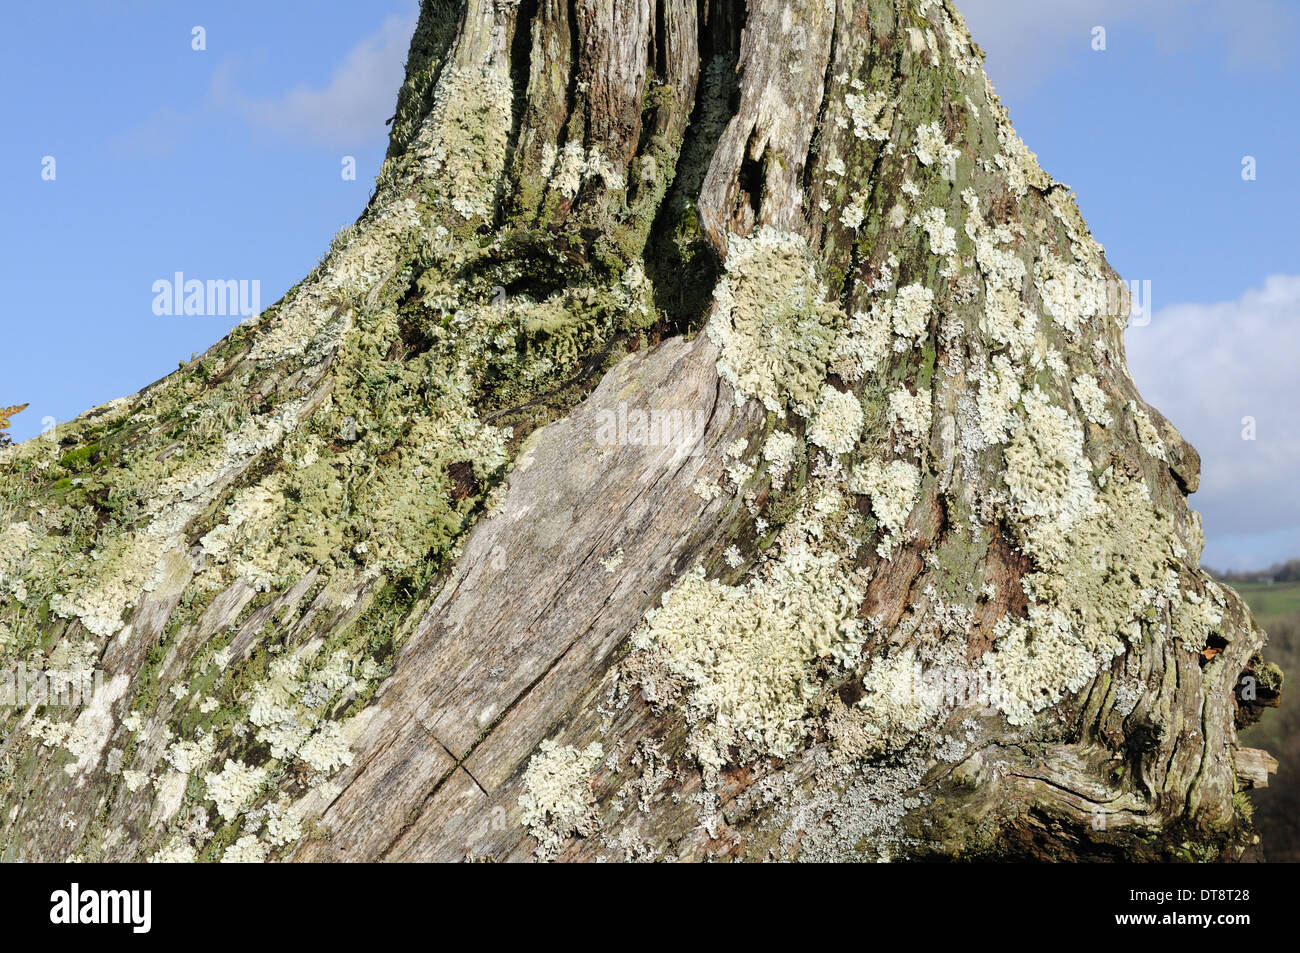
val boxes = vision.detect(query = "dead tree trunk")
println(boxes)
[0,0,1279,862]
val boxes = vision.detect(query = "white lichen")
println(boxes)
[220,834,268,863]
[849,459,920,556]
[914,121,958,171]
[914,206,957,257]
[518,740,604,858]
[975,355,1023,447]
[845,91,891,141]
[1071,374,1112,427]
[983,606,1097,726]
[632,533,863,776]
[888,386,932,455]
[890,283,935,342]
[707,228,844,414]
[807,386,864,455]
[204,759,268,823]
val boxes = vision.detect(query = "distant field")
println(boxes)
[1227,582,1300,631]
[1235,582,1300,861]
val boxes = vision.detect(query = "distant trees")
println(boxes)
[1212,559,1300,584]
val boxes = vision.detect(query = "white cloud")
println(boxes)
[1125,275,1300,570]
[955,0,1300,95]
[214,6,418,147]
[108,107,194,160]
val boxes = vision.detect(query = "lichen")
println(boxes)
[632,475,867,779]
[707,228,845,414]
[807,386,864,455]
[983,606,1098,726]
[889,283,935,342]
[975,354,1022,446]
[220,834,268,863]
[518,740,604,858]
[546,143,625,199]
[914,206,957,258]
[913,120,957,170]
[1036,253,1101,336]
[831,303,894,381]
[845,90,891,141]
[851,648,938,755]
[887,385,931,456]
[419,64,513,223]
[1002,387,1096,565]
[849,459,920,555]
[1127,400,1168,461]
[204,760,268,823]
[1071,373,1112,427]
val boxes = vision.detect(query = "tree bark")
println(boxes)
[0,0,1278,862]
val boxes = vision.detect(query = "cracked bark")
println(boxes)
[0,0,1279,862]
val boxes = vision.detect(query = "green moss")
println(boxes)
[1258,660,1284,693]
[57,443,101,472]
[1232,790,1255,825]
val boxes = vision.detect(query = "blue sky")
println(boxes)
[0,0,416,439]
[1,1,1296,570]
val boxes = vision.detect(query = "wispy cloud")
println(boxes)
[956,0,1300,95]
[212,6,418,148]
[106,107,196,160]
[1126,275,1300,570]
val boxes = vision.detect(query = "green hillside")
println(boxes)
[1232,582,1300,630]
[1237,584,1298,861]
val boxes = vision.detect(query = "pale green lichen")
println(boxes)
[1002,387,1096,565]
[983,605,1097,726]
[851,647,939,755]
[994,112,1052,198]
[419,64,513,222]
[975,354,1022,446]
[913,121,957,170]
[204,760,268,823]
[220,834,268,863]
[1127,400,1168,461]
[148,841,197,864]
[707,228,845,414]
[1021,471,1182,657]
[544,143,625,199]
[850,459,920,556]
[632,471,870,780]
[844,90,891,141]
[914,206,957,258]
[840,189,869,230]
[889,283,935,342]
[1071,373,1112,427]
[633,541,863,776]
[807,386,864,455]
[518,740,604,858]
[1036,253,1102,337]
[887,385,931,456]
[763,430,798,490]
[1174,584,1225,651]
[831,302,894,381]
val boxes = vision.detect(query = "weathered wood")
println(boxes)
[1236,747,1279,790]
[296,333,763,859]
[0,0,1279,863]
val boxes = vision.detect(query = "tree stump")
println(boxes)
[0,0,1277,862]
